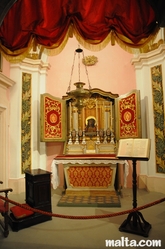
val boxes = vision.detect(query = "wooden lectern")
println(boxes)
[117,139,151,237]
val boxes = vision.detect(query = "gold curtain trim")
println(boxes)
[73,24,111,52]
[113,26,160,54]
[43,26,71,56]
[0,37,34,63]
[0,24,160,62]
[74,33,111,52]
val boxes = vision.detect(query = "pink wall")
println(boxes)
[46,37,137,187]
[46,37,136,97]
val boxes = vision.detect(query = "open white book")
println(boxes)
[117,138,151,159]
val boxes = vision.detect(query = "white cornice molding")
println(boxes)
[10,58,51,73]
[131,44,165,69]
[0,73,16,89]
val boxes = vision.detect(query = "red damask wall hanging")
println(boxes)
[115,89,142,139]
[40,93,66,141]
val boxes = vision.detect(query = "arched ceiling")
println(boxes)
[0,0,164,62]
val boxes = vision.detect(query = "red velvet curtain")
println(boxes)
[0,0,158,58]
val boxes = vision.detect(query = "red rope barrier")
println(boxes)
[0,195,165,220]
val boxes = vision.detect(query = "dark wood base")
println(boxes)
[8,213,52,232]
[119,211,151,237]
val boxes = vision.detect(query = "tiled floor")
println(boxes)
[0,188,165,249]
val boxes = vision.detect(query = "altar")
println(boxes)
[51,154,128,194]
[41,85,141,194]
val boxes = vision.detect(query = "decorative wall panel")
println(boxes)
[67,165,113,188]
[40,93,66,141]
[21,73,31,173]
[115,89,141,139]
[151,65,165,173]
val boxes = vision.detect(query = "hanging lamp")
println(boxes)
[66,48,92,113]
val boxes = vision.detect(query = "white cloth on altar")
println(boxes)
[51,160,59,189]
[51,158,129,189]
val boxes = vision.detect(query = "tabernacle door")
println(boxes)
[115,89,142,140]
[40,93,66,142]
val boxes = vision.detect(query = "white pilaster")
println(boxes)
[132,44,165,194]
[9,58,50,186]
[0,73,15,187]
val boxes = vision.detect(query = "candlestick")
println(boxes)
[73,107,78,131]
[110,101,113,129]
[104,104,108,131]
[96,99,98,129]
[107,105,110,129]
[103,102,105,130]
[82,107,85,130]
[69,102,72,131]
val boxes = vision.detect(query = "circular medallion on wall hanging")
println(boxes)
[122,109,134,123]
[47,111,59,126]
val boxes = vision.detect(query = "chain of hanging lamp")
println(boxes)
[67,46,92,93]
[82,49,92,90]
[67,50,76,93]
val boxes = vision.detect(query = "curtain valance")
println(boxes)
[0,0,159,62]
